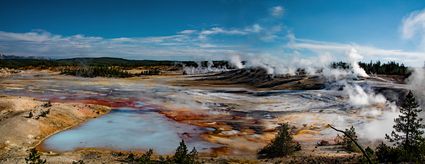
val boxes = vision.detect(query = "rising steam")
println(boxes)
[407,67,425,107]
[182,61,228,75]
[348,48,369,77]
[229,54,244,69]
[343,82,386,107]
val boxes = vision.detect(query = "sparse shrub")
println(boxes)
[111,151,125,157]
[138,69,160,75]
[138,149,154,163]
[42,101,52,108]
[124,140,198,164]
[257,123,301,158]
[25,148,46,164]
[24,111,33,118]
[316,140,330,146]
[38,109,49,118]
[126,149,155,164]
[126,152,135,163]
[72,160,85,164]
[158,155,173,163]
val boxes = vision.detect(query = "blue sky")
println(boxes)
[1,0,425,66]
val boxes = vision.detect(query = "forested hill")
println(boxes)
[0,56,230,69]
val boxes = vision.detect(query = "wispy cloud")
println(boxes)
[178,30,197,35]
[198,27,248,40]
[270,6,284,17]
[402,9,425,40]
[287,36,425,66]
[0,30,243,60]
[401,9,425,53]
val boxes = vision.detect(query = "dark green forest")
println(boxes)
[0,56,231,69]
[60,67,134,78]
[331,61,410,76]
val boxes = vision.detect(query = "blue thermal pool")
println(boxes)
[41,108,217,154]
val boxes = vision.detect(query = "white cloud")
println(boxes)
[271,6,284,17]
[287,37,425,66]
[198,27,247,40]
[179,30,197,35]
[196,23,281,41]
[245,24,262,33]
[0,30,243,60]
[401,9,425,40]
[401,8,425,54]
[1,21,424,67]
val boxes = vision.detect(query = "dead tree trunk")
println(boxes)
[328,124,372,164]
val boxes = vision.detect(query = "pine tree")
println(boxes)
[341,126,359,152]
[257,123,301,158]
[385,91,425,160]
[174,140,188,163]
[173,140,198,164]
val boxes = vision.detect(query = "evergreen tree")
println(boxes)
[385,91,425,161]
[341,126,359,152]
[375,142,401,163]
[173,140,198,164]
[257,123,301,158]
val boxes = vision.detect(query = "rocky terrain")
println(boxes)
[0,95,110,163]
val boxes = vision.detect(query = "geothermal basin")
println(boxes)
[0,71,407,155]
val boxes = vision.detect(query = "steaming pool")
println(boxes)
[40,108,217,154]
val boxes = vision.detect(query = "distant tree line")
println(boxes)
[139,69,161,75]
[331,61,410,76]
[330,61,350,70]
[61,66,164,78]
[0,57,231,69]
[61,67,134,78]
[359,61,409,75]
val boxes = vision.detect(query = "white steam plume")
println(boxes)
[182,61,228,75]
[407,67,425,107]
[348,48,369,77]
[357,103,398,140]
[342,81,387,107]
[229,54,244,69]
[226,48,369,78]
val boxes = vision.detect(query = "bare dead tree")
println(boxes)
[328,124,372,164]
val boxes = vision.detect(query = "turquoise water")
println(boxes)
[41,108,216,154]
